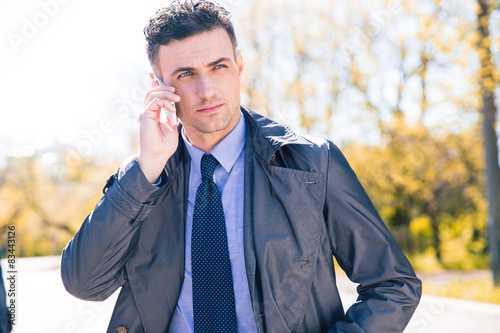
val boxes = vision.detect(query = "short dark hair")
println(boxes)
[144,0,238,79]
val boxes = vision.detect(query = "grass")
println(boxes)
[419,271,500,305]
[407,253,500,305]
[334,254,500,305]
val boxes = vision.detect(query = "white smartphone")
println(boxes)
[153,74,178,126]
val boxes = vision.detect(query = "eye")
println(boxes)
[214,64,227,70]
[179,71,193,78]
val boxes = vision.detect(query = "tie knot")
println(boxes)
[201,153,219,181]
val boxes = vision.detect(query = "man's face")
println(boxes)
[158,28,244,141]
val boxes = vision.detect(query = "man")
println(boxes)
[61,1,422,332]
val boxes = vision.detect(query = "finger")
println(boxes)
[144,97,163,114]
[152,84,176,93]
[143,81,160,104]
[164,101,177,114]
[144,83,178,105]
[164,113,175,131]
[165,113,179,131]
[144,96,177,115]
[148,89,180,103]
[144,92,180,112]
[162,100,177,114]
[137,110,159,124]
[145,78,168,102]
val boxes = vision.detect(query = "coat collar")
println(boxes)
[164,105,312,176]
[240,106,312,163]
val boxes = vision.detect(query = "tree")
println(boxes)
[233,0,492,269]
[476,0,500,285]
[0,149,117,257]
[345,118,487,269]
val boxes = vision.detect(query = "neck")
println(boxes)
[182,111,241,153]
[183,129,226,153]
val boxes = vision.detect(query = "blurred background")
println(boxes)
[0,0,500,330]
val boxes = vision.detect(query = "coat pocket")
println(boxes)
[251,164,326,332]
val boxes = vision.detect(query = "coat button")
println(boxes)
[116,326,127,333]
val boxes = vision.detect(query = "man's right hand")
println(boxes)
[136,76,181,183]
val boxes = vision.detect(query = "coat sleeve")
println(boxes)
[323,142,422,333]
[61,156,165,301]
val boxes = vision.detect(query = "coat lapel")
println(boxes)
[242,108,326,332]
[125,139,191,332]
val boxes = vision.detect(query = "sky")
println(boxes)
[0,0,213,163]
[0,0,496,166]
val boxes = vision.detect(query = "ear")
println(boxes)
[236,49,245,82]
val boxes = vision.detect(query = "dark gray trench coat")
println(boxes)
[61,107,421,333]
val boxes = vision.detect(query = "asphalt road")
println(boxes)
[2,256,499,332]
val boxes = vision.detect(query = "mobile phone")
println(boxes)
[153,74,178,126]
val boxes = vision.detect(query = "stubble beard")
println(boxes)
[194,106,236,134]
[186,99,239,134]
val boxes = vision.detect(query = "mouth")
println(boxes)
[197,103,223,113]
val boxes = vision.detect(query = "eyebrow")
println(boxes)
[208,57,231,67]
[171,57,232,77]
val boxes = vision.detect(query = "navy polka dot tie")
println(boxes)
[192,153,237,333]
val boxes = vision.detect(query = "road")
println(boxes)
[2,256,500,332]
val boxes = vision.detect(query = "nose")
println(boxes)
[196,74,216,100]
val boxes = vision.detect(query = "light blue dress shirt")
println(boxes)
[169,112,258,332]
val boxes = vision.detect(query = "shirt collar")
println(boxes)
[182,112,246,176]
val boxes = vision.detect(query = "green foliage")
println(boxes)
[0,152,118,258]
[233,0,496,273]
[1,0,498,285]
[345,117,488,269]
